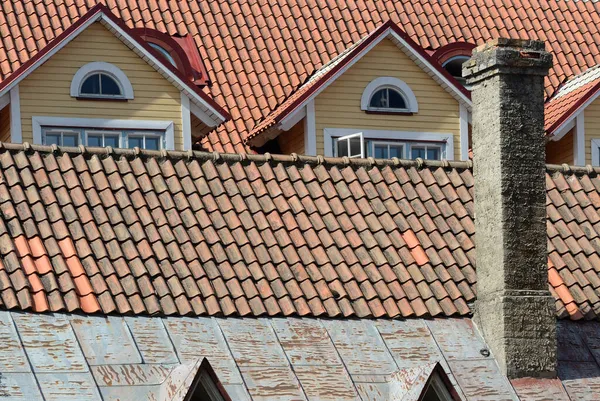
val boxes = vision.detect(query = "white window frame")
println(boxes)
[371,140,405,159]
[410,143,444,160]
[42,128,81,147]
[70,62,134,100]
[32,116,175,150]
[591,138,600,166]
[325,128,454,160]
[361,77,419,113]
[423,373,455,401]
[126,131,165,150]
[85,130,122,148]
[336,132,364,158]
[367,87,409,113]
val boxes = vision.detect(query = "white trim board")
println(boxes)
[0,10,226,127]
[70,61,134,99]
[459,103,470,160]
[323,127,454,159]
[32,116,175,150]
[180,93,192,151]
[10,86,21,143]
[304,100,317,155]
[574,114,585,166]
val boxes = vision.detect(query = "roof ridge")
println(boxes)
[553,64,600,99]
[4,142,600,175]
[0,142,475,170]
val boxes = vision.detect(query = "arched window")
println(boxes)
[70,62,134,100]
[369,87,407,110]
[361,77,418,113]
[80,73,122,97]
[442,55,470,86]
[148,42,177,67]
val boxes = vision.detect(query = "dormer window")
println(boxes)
[369,87,407,111]
[442,56,470,86]
[361,77,418,114]
[80,73,122,97]
[148,42,177,67]
[71,62,134,100]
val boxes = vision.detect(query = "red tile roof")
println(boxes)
[1,1,600,152]
[545,66,600,135]
[0,143,598,320]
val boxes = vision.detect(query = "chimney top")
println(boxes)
[463,38,552,86]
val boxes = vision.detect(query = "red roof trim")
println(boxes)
[433,42,476,65]
[247,20,471,143]
[546,81,600,135]
[131,28,210,86]
[0,4,229,122]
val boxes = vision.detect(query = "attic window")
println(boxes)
[80,73,122,97]
[369,88,407,110]
[442,56,470,86]
[421,373,455,401]
[71,62,134,100]
[149,42,177,67]
[361,77,418,113]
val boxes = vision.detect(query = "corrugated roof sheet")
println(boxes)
[0,143,597,320]
[1,1,600,152]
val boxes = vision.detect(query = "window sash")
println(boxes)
[79,72,124,98]
[334,137,445,160]
[336,132,364,158]
[41,126,164,150]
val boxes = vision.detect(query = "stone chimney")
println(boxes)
[462,39,556,379]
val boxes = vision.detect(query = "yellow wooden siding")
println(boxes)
[277,119,305,154]
[314,39,461,159]
[585,98,600,164]
[0,106,10,142]
[19,23,185,149]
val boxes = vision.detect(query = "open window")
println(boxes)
[336,132,364,158]
[332,132,448,161]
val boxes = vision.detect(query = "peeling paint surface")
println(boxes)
[0,311,594,400]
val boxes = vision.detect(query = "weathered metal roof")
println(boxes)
[1,310,599,399]
[0,311,520,400]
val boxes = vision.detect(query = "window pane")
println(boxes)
[369,89,388,108]
[411,147,425,159]
[427,148,441,160]
[81,74,101,94]
[87,134,102,147]
[128,137,143,148]
[387,89,407,109]
[104,135,119,148]
[349,136,362,157]
[336,139,348,157]
[45,133,60,146]
[374,144,387,159]
[389,145,403,158]
[145,137,160,150]
[62,134,78,147]
[100,74,121,96]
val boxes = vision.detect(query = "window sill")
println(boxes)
[365,110,414,116]
[75,97,129,102]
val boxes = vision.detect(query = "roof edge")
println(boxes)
[3,141,600,175]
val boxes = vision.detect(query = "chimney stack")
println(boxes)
[463,39,555,378]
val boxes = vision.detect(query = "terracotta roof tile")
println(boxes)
[0,145,598,320]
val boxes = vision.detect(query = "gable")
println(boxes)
[314,38,461,157]
[18,23,184,148]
